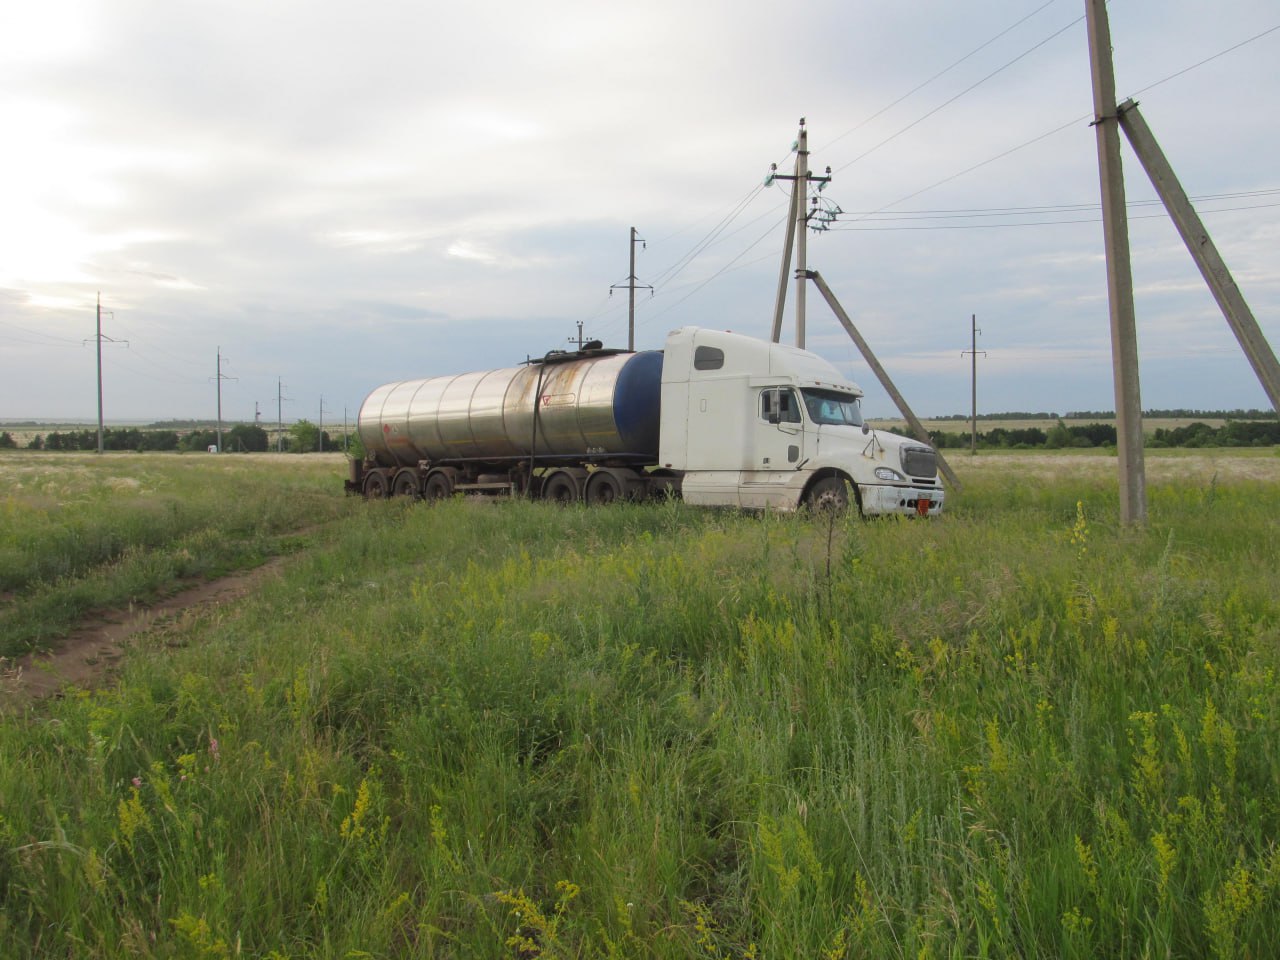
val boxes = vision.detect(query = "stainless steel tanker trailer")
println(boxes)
[347,327,946,515]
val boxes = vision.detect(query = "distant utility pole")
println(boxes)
[254,401,261,424]
[1085,0,1146,525]
[84,293,127,454]
[766,118,831,349]
[319,395,327,452]
[277,377,291,452]
[343,406,349,453]
[212,348,237,453]
[961,315,986,454]
[609,227,651,351]
[568,321,591,350]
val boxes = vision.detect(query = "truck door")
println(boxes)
[740,387,806,508]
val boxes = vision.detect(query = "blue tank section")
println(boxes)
[612,351,663,457]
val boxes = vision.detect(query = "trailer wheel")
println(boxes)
[362,470,390,499]
[423,471,452,501]
[392,469,421,498]
[585,470,626,505]
[805,476,849,513]
[542,471,579,504]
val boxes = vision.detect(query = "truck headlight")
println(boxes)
[874,466,905,482]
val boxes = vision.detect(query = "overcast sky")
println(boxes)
[2,0,1277,425]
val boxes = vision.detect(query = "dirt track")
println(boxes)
[0,558,286,712]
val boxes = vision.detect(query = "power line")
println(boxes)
[1127,22,1280,99]
[642,215,787,324]
[819,1,1060,156]
[831,13,1086,176]
[843,24,1280,224]
[839,188,1280,221]
[0,319,84,345]
[646,184,769,289]
[829,201,1280,232]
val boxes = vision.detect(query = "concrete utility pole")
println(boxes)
[795,126,810,351]
[1116,99,1280,412]
[1085,0,1146,524]
[277,377,291,452]
[213,348,237,453]
[85,293,126,454]
[961,314,986,454]
[767,118,830,348]
[568,321,590,350]
[609,228,651,351]
[96,295,105,454]
[806,270,962,492]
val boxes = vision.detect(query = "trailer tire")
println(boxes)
[805,476,850,513]
[392,469,421,498]
[423,471,453,501]
[585,470,627,505]
[362,470,390,499]
[542,471,580,504]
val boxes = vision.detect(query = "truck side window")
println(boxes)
[693,346,725,370]
[761,389,800,423]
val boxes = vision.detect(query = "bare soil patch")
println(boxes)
[0,558,286,712]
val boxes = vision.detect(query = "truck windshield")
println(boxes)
[801,389,863,427]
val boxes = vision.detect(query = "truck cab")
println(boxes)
[658,327,944,515]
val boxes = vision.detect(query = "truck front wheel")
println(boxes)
[805,476,850,513]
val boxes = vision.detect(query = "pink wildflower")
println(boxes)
[209,737,220,761]
[131,777,142,788]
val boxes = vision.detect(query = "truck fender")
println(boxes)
[802,469,860,514]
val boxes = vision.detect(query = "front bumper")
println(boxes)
[860,482,945,517]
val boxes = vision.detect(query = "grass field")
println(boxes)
[1,450,1278,957]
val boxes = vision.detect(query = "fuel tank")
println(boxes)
[358,350,663,469]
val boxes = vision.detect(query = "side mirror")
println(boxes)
[862,423,870,435]
[764,388,782,425]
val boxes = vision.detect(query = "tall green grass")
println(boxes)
[1,453,1278,957]
[0,453,352,656]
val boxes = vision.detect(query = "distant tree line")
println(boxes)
[927,408,1277,422]
[929,419,1280,449]
[8,421,363,455]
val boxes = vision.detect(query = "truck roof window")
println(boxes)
[693,346,725,370]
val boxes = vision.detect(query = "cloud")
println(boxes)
[1,0,1277,421]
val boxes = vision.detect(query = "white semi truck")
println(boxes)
[348,327,944,516]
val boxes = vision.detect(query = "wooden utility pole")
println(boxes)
[1116,99,1280,412]
[1085,0,1146,524]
